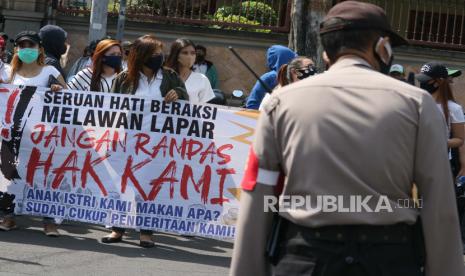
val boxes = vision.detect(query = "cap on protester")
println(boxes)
[415,62,448,82]
[448,68,462,78]
[390,64,404,74]
[14,31,42,46]
[319,1,408,47]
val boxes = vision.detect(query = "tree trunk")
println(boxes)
[289,0,335,71]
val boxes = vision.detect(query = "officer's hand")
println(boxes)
[164,89,179,103]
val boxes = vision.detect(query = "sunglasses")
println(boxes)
[297,64,317,75]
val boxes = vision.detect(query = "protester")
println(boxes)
[39,25,68,78]
[193,44,218,89]
[416,62,465,157]
[0,37,11,82]
[0,31,65,236]
[231,1,465,275]
[67,40,100,81]
[259,56,315,110]
[7,31,66,89]
[68,39,122,92]
[121,40,132,71]
[245,45,296,109]
[0,32,13,63]
[166,39,215,104]
[389,64,406,81]
[102,34,187,248]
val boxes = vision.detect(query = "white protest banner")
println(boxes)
[0,84,259,240]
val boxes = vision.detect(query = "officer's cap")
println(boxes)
[320,1,408,47]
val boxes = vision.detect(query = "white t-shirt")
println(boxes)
[68,68,116,92]
[134,70,163,99]
[0,61,11,82]
[10,65,61,87]
[193,63,208,75]
[436,100,465,159]
[185,72,215,104]
[436,100,465,136]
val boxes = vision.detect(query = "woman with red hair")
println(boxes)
[68,39,122,92]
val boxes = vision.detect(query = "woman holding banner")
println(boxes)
[165,39,215,104]
[103,34,187,248]
[6,31,66,90]
[0,31,66,236]
[68,39,122,92]
[110,34,188,101]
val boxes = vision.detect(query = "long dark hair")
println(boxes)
[124,34,163,91]
[165,38,196,74]
[90,39,122,91]
[277,56,312,87]
[437,79,457,125]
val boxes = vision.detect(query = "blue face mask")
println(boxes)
[18,48,39,64]
[102,55,122,70]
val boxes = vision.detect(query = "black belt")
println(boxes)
[285,220,417,244]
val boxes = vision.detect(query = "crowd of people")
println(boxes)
[0,26,222,247]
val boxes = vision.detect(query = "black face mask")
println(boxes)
[102,55,122,70]
[196,54,205,64]
[144,54,164,72]
[420,81,438,94]
[296,65,316,80]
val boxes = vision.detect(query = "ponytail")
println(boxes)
[277,64,290,87]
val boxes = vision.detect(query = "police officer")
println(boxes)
[230,1,465,276]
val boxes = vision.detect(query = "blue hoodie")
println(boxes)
[246,45,297,109]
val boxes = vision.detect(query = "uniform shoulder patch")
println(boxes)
[263,95,280,114]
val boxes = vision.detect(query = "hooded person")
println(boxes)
[39,25,68,77]
[245,45,297,109]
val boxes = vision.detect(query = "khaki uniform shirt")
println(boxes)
[231,56,465,276]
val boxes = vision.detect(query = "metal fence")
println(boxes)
[362,0,465,51]
[57,0,292,33]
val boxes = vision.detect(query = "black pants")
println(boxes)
[112,227,153,235]
[273,221,424,276]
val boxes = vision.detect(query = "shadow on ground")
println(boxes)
[0,216,233,268]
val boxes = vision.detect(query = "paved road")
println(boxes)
[0,216,232,276]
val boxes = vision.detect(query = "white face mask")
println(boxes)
[374,37,394,75]
[60,44,71,68]
[375,37,393,64]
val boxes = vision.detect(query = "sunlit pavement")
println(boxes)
[0,216,232,276]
